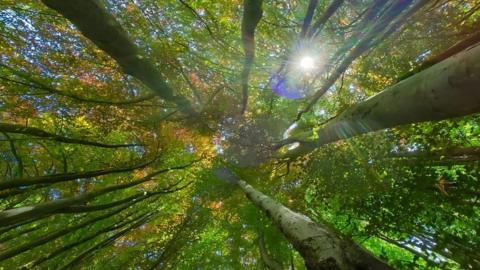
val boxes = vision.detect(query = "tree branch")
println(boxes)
[0,122,139,149]
[307,0,344,38]
[299,0,318,38]
[240,0,263,114]
[0,156,159,190]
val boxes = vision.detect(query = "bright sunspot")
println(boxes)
[299,56,315,70]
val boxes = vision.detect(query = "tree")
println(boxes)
[0,0,479,269]
[215,167,392,270]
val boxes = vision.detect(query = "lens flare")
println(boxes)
[299,56,314,70]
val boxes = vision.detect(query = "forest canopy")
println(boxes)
[0,0,480,269]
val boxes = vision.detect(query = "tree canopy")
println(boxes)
[0,0,479,269]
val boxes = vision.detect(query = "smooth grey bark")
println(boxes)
[0,122,137,148]
[215,168,392,270]
[40,0,197,116]
[285,42,480,158]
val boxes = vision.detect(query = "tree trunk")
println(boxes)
[240,0,263,114]
[213,167,392,270]
[298,0,415,119]
[286,42,480,158]
[307,0,344,37]
[41,0,196,116]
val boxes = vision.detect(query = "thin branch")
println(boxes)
[296,0,416,121]
[0,65,157,106]
[0,156,159,190]
[1,132,24,179]
[0,122,139,149]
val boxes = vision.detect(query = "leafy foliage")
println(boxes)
[0,0,479,269]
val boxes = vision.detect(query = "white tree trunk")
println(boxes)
[236,179,392,270]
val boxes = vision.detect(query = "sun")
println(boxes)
[299,56,315,70]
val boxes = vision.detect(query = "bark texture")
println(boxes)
[287,42,480,158]
[236,179,392,270]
